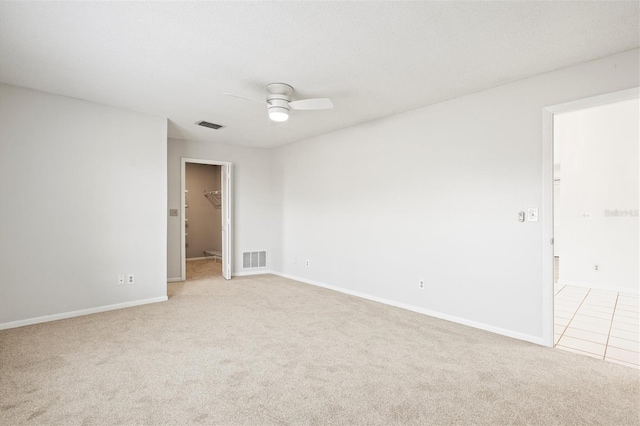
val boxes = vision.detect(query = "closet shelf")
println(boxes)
[204,190,222,209]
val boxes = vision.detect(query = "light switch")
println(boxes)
[527,208,539,222]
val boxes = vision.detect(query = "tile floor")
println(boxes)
[190,256,640,368]
[554,285,639,369]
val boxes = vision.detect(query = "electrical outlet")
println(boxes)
[118,275,125,286]
[305,259,310,267]
[594,265,599,271]
[126,274,135,285]
[418,279,425,290]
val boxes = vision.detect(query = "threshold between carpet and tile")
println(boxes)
[0,259,638,425]
[553,255,639,369]
[554,285,639,368]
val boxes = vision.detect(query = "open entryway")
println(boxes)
[181,158,232,281]
[542,88,639,368]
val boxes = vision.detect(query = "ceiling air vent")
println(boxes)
[197,120,223,130]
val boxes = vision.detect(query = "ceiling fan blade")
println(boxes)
[223,93,265,104]
[289,98,333,110]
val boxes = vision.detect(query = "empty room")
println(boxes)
[0,1,638,425]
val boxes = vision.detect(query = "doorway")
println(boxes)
[181,158,232,281]
[185,163,222,279]
[542,88,639,368]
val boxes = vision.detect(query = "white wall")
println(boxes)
[555,98,639,293]
[167,138,280,279]
[274,49,640,343]
[4,50,636,339]
[0,84,168,327]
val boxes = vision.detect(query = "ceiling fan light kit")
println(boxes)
[268,109,289,122]
[226,82,334,123]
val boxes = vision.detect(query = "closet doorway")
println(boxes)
[181,158,232,280]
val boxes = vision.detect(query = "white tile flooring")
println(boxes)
[554,285,640,369]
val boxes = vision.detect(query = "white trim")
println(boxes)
[544,87,640,115]
[0,296,168,330]
[181,158,233,282]
[272,272,544,346]
[167,277,183,282]
[186,256,211,261]
[541,87,640,348]
[221,164,233,280]
[557,279,639,295]
[542,107,554,348]
[232,270,273,277]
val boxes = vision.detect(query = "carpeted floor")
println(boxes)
[1,260,638,425]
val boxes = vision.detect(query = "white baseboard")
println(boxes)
[186,257,212,261]
[167,277,183,282]
[272,272,545,346]
[0,296,168,331]
[557,279,639,295]
[232,269,273,277]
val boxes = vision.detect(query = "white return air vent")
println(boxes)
[243,251,267,269]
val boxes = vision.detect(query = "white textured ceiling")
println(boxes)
[0,1,638,148]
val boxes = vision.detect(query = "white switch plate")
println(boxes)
[527,208,539,222]
[118,275,125,286]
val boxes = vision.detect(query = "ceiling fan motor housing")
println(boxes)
[267,97,290,114]
[266,83,294,118]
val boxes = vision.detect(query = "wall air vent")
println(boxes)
[243,251,267,268]
[197,120,223,130]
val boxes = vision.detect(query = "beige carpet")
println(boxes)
[1,260,638,425]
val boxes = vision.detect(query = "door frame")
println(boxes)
[541,87,639,347]
[181,157,233,281]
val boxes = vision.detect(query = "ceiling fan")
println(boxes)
[224,83,333,123]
